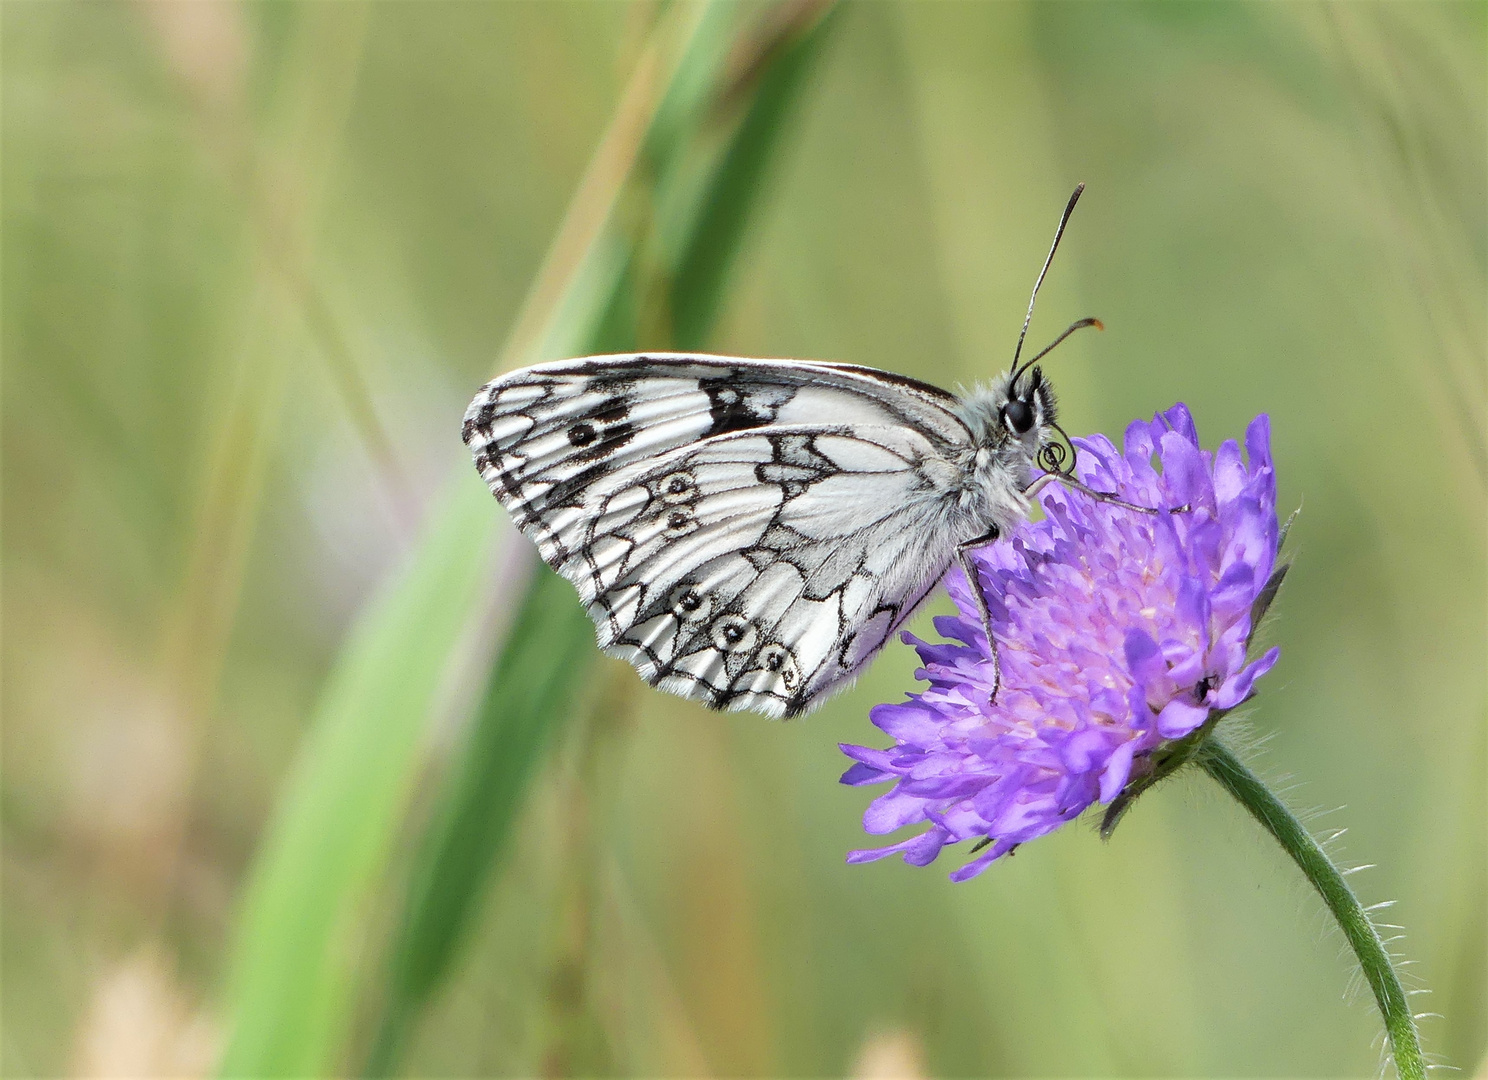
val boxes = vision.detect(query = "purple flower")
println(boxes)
[840,404,1282,881]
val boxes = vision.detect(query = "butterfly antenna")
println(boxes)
[1021,317,1104,372]
[1010,183,1085,385]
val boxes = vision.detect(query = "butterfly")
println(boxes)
[462,186,1134,717]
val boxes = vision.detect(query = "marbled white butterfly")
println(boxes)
[463,186,1138,717]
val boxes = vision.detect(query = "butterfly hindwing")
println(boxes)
[462,354,975,716]
[574,425,966,715]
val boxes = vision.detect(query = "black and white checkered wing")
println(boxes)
[462,353,974,717]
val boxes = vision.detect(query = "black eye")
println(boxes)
[1004,399,1034,435]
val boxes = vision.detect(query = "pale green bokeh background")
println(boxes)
[4,2,1484,1077]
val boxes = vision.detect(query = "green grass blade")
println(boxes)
[217,484,498,1078]
[215,5,725,1075]
[364,567,594,1075]
[671,5,839,349]
[365,5,843,1073]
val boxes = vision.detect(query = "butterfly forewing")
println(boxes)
[462,353,976,716]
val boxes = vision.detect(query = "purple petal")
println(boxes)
[1212,439,1246,505]
[1211,621,1250,678]
[870,703,945,745]
[1183,517,1225,579]
[1099,739,1138,802]
[1123,629,1166,686]
[1213,647,1281,708]
[1061,727,1117,774]
[1222,505,1277,589]
[1126,685,1157,733]
[901,828,951,866]
[847,832,931,864]
[1174,577,1212,649]
[1072,434,1123,491]
[1211,562,1258,625]
[1162,645,1206,688]
[840,761,892,786]
[1156,698,1210,738]
[839,743,897,770]
[1122,421,1160,489]
[1159,431,1212,512]
[932,613,985,648]
[862,788,930,834]
[948,839,1019,881]
[899,773,990,801]
[1159,402,1199,445]
[1245,414,1273,474]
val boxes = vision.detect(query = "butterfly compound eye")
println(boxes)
[1003,399,1035,435]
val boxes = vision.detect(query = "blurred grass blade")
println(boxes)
[672,3,839,349]
[364,568,594,1075]
[499,3,730,369]
[366,4,840,1073]
[217,488,497,1077]
[216,4,723,1076]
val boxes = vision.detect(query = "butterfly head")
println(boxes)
[971,183,1096,478]
[952,367,1059,464]
[954,359,1078,487]
[999,364,1057,447]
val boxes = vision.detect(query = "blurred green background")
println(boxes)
[4,2,1484,1077]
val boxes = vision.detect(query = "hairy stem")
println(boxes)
[1197,740,1425,1080]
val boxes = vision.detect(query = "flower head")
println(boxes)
[840,404,1281,881]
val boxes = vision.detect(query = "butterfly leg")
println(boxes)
[955,529,1002,699]
[1026,471,1187,515]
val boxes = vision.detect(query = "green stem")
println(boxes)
[1197,740,1425,1080]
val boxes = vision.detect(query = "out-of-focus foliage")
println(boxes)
[3,3,1483,1078]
